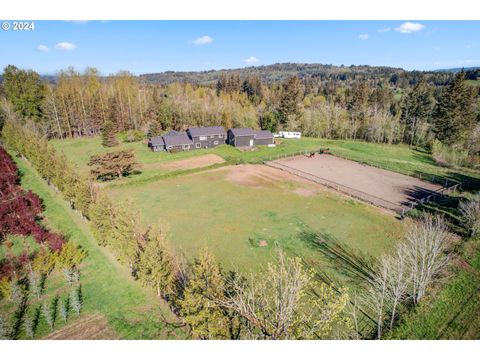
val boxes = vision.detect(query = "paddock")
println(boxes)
[267,154,446,213]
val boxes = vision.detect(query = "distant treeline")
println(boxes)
[0,63,479,163]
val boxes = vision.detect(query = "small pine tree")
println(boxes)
[41,301,54,329]
[70,287,82,316]
[180,248,229,339]
[148,121,162,138]
[59,298,69,323]
[101,120,119,147]
[0,314,12,340]
[137,226,177,299]
[23,314,35,339]
[28,270,42,299]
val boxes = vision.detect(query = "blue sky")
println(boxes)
[0,20,479,75]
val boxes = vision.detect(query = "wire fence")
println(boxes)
[265,153,462,218]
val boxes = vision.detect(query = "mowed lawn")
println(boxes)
[107,165,405,273]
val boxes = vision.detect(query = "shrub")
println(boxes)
[118,129,145,143]
[431,140,469,168]
[459,194,480,236]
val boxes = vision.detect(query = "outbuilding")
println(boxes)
[227,128,274,147]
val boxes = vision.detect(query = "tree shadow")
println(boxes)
[296,229,377,286]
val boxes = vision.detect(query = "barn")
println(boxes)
[187,126,226,149]
[227,128,274,147]
[253,130,275,146]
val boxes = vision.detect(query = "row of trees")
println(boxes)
[0,145,86,339]
[2,65,478,163]
[2,117,353,339]
[4,116,479,339]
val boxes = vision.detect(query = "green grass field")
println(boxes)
[9,156,186,339]
[51,136,480,190]
[50,135,480,274]
[107,164,405,274]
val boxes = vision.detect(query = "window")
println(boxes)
[199,136,207,141]
[183,144,190,150]
[196,143,201,148]
[218,134,223,139]
[214,141,219,145]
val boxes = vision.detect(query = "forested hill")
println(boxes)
[140,63,407,85]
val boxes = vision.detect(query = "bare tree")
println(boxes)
[402,214,451,304]
[219,251,350,340]
[459,194,480,237]
[384,249,409,331]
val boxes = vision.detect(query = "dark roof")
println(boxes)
[254,130,274,139]
[149,136,165,147]
[162,133,193,147]
[229,128,255,137]
[188,126,226,137]
[162,130,181,136]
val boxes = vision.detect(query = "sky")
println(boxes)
[0,20,479,75]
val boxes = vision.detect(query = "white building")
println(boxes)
[278,131,301,139]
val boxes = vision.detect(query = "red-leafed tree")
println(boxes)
[0,146,65,251]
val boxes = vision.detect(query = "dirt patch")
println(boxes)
[214,164,326,199]
[294,188,318,197]
[269,154,443,212]
[159,154,225,171]
[43,313,118,340]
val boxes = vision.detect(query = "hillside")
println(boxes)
[139,62,406,85]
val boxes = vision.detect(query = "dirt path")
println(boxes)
[44,314,118,340]
[145,154,225,171]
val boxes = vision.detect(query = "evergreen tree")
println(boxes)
[278,76,303,128]
[147,121,162,138]
[400,78,433,146]
[180,248,229,339]
[137,226,177,299]
[101,120,119,147]
[432,71,476,146]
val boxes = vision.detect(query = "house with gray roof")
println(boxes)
[162,133,194,152]
[148,136,166,152]
[148,130,194,152]
[187,126,226,149]
[227,128,274,147]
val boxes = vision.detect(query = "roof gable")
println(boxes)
[188,126,226,137]
[163,133,193,147]
[229,128,255,136]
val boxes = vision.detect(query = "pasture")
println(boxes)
[107,164,405,273]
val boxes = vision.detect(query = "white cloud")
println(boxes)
[395,22,425,34]
[458,59,479,64]
[192,35,213,45]
[65,20,89,24]
[377,28,390,33]
[358,34,369,40]
[37,44,49,52]
[244,56,259,64]
[55,42,77,50]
